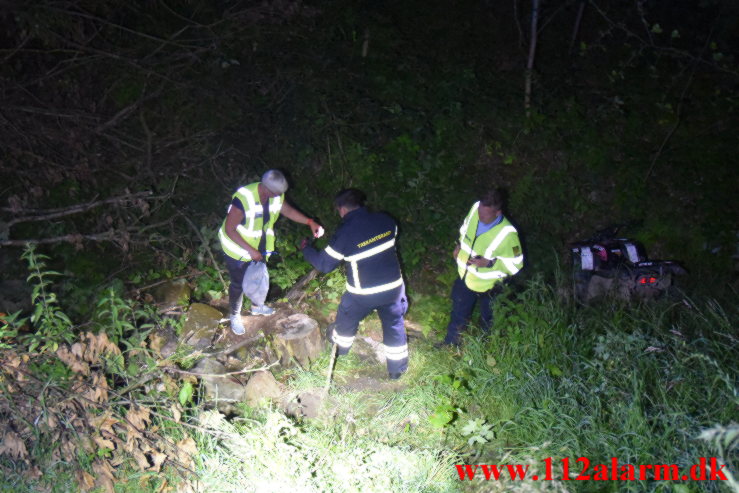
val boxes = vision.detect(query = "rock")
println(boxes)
[181,303,223,349]
[358,336,386,365]
[282,390,336,420]
[283,391,323,419]
[244,370,283,407]
[153,279,191,310]
[235,347,251,361]
[221,356,244,372]
[148,327,178,358]
[234,344,279,367]
[161,340,178,358]
[193,357,245,415]
[272,314,322,368]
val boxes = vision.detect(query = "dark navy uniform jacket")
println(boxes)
[303,207,404,296]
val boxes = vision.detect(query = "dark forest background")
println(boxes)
[1,0,737,298]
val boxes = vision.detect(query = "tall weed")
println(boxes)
[20,244,75,353]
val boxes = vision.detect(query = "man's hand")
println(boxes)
[307,218,324,238]
[299,237,310,250]
[246,245,263,262]
[453,244,460,259]
[467,256,494,268]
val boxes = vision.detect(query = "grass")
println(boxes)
[1,274,735,492]
[176,276,737,492]
[192,406,460,492]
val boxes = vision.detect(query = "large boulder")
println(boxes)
[193,357,245,414]
[244,370,284,407]
[153,279,191,310]
[282,390,325,419]
[181,303,223,349]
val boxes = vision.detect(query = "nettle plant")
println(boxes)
[94,286,163,347]
[20,244,75,353]
[270,232,312,292]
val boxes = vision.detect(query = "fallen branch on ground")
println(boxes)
[164,359,278,378]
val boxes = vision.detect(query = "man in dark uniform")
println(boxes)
[300,189,409,379]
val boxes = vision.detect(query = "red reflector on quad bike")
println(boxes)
[639,276,658,284]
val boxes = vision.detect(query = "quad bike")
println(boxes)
[570,227,687,304]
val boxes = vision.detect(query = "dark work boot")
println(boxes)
[324,323,337,347]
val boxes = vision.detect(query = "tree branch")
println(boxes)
[588,0,738,77]
[164,359,277,378]
[0,232,115,247]
[4,191,155,227]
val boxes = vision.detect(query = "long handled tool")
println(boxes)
[323,342,338,397]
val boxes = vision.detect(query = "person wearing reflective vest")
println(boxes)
[440,189,523,346]
[300,189,409,379]
[219,169,324,335]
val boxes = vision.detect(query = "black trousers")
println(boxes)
[443,278,496,345]
[332,285,409,375]
[224,254,251,315]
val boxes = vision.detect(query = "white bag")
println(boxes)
[242,261,269,307]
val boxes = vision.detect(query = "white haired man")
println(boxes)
[219,169,324,334]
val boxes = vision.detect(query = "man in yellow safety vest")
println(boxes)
[219,169,324,335]
[439,189,523,346]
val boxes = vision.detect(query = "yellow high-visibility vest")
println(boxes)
[456,201,524,292]
[218,182,283,261]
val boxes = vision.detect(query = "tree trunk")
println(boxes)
[524,0,540,116]
[272,314,323,367]
[569,1,586,54]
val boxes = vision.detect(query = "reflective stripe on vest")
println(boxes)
[498,255,524,274]
[220,183,283,261]
[344,237,396,261]
[457,202,522,291]
[457,256,523,279]
[235,186,257,234]
[456,257,508,279]
[344,236,403,295]
[483,225,517,259]
[346,277,403,295]
[325,246,344,260]
[459,204,476,237]
[219,227,251,260]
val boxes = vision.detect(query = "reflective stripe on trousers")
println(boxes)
[333,287,409,375]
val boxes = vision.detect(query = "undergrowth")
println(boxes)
[1,248,736,492]
[184,274,736,493]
